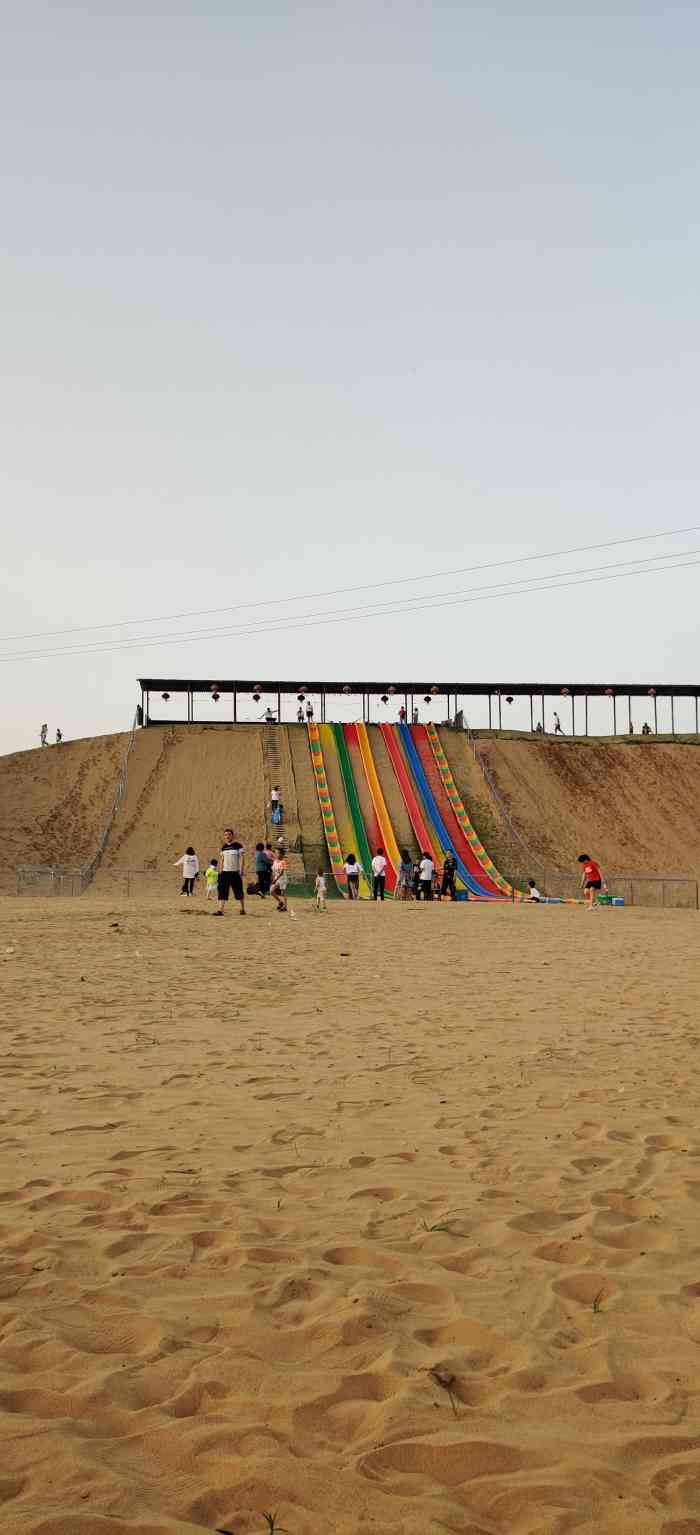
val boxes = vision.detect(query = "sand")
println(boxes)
[2,891,700,1535]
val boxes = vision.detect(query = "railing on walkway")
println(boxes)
[16,714,139,896]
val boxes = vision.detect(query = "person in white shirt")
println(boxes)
[314,869,327,911]
[174,846,199,896]
[552,712,564,735]
[371,848,387,902]
[419,851,434,901]
[213,830,245,916]
[526,880,542,902]
[344,853,362,900]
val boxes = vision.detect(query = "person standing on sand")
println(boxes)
[397,849,413,900]
[578,851,603,910]
[205,859,219,899]
[270,846,288,911]
[344,853,362,899]
[442,853,457,900]
[213,829,245,917]
[40,723,48,747]
[255,841,271,896]
[174,846,199,895]
[315,869,327,910]
[553,712,564,735]
[371,847,387,901]
[419,850,434,901]
[56,728,63,745]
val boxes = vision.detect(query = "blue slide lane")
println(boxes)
[398,723,497,898]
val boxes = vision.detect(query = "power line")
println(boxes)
[2,521,698,644]
[3,543,698,660]
[3,549,699,664]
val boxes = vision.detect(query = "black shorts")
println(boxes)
[218,870,243,901]
[585,879,602,890]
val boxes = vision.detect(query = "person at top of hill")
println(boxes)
[578,852,603,910]
[214,829,245,917]
[40,723,48,746]
[412,706,419,723]
[371,848,387,902]
[56,728,63,744]
[297,704,305,723]
[552,712,564,735]
[399,705,407,723]
[344,853,362,900]
[305,699,314,721]
[174,846,199,896]
[265,706,275,724]
[642,721,652,735]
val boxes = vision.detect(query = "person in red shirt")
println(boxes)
[578,852,603,909]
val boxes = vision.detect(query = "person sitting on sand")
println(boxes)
[526,879,542,902]
[344,853,362,900]
[271,846,288,911]
[578,851,603,910]
[174,846,199,896]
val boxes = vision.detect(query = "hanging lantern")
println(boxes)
[648,687,657,697]
[423,694,431,705]
[604,687,615,697]
[388,685,396,695]
[561,687,570,696]
[210,683,221,694]
[161,692,170,701]
[252,691,261,702]
[430,685,439,696]
[342,684,351,695]
[505,695,513,705]
[212,691,220,702]
[381,694,389,705]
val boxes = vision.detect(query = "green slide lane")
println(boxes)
[331,722,374,885]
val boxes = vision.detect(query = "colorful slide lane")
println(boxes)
[398,723,500,898]
[410,725,504,898]
[330,723,374,895]
[344,724,398,893]
[424,724,522,898]
[306,720,347,895]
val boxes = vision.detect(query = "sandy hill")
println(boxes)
[5,722,700,900]
[443,730,700,888]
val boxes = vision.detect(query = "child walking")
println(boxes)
[271,846,288,911]
[315,869,327,911]
[174,846,199,895]
[205,859,219,899]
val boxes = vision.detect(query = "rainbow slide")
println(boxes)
[424,724,522,898]
[397,723,499,897]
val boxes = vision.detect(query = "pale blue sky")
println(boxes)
[2,2,699,751]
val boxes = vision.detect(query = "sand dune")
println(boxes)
[2,891,700,1533]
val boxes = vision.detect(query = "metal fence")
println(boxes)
[16,713,139,897]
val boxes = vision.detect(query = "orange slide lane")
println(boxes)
[353,722,401,888]
[343,724,397,893]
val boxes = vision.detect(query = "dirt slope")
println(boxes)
[442,730,700,883]
[0,732,128,893]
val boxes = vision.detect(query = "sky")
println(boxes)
[2,1,699,753]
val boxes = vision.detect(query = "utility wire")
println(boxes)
[2,549,699,664]
[2,545,699,661]
[2,522,698,644]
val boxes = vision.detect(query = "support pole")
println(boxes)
[628,695,632,734]
[278,690,281,723]
[612,697,617,735]
[497,693,502,731]
[571,695,575,735]
[671,695,675,736]
[233,689,237,723]
[146,690,150,724]
[488,695,492,729]
[585,694,588,735]
[542,692,545,732]
[654,695,658,733]
[529,694,534,732]
[696,696,699,735]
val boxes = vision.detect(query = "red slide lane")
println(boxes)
[410,726,502,896]
[379,724,436,857]
[343,725,396,892]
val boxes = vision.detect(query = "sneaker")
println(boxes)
[212,911,223,917]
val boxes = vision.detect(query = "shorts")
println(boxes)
[218,870,243,901]
[271,875,288,894]
[585,879,602,891]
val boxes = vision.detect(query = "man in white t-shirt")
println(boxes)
[213,829,245,917]
[419,851,434,902]
[371,848,387,902]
